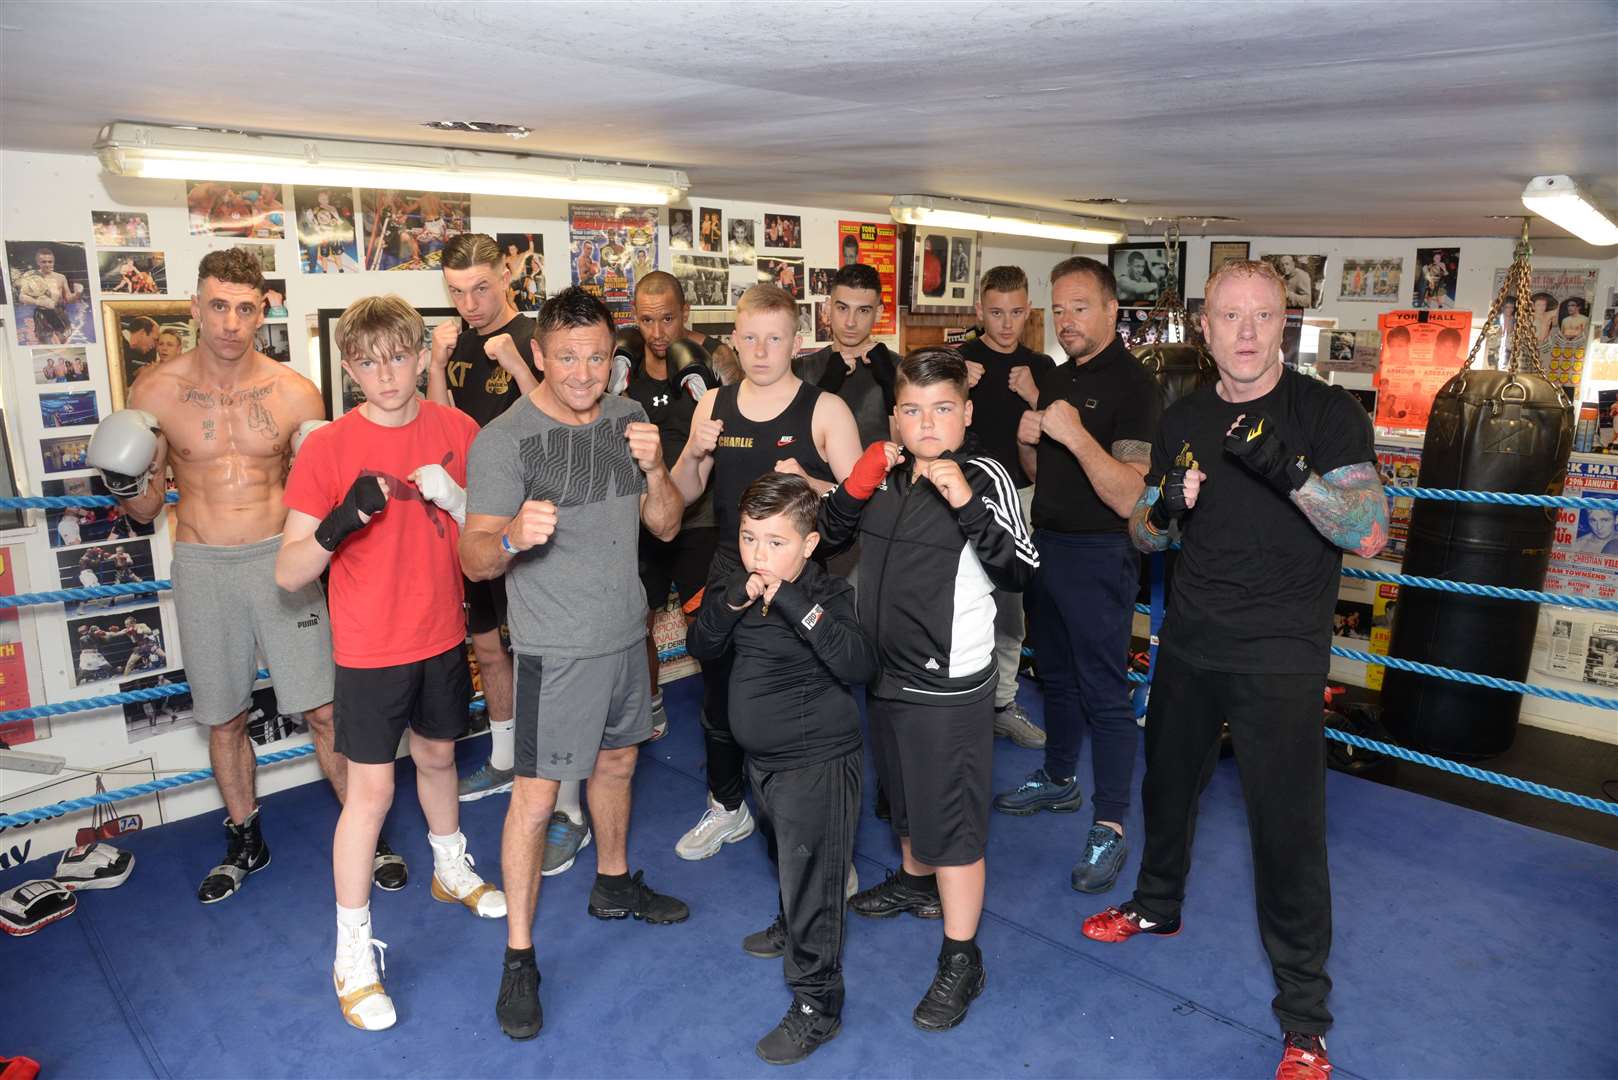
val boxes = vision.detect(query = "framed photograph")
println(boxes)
[101,298,196,410]
[97,250,168,295]
[912,226,978,311]
[1260,254,1329,310]
[42,476,155,549]
[808,266,835,297]
[727,219,757,267]
[1413,247,1460,309]
[1339,257,1404,302]
[668,208,694,251]
[698,207,722,253]
[39,390,99,430]
[317,306,456,419]
[56,537,156,615]
[1208,241,1250,276]
[32,346,90,386]
[1108,241,1188,308]
[91,211,151,248]
[123,670,195,744]
[7,240,96,344]
[40,434,91,474]
[255,323,291,364]
[758,256,804,300]
[68,604,167,686]
[763,213,802,251]
[495,234,545,312]
[293,185,360,273]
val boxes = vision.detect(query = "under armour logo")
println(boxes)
[550,752,574,766]
[652,394,669,407]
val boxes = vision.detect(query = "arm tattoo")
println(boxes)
[1112,439,1151,467]
[1291,461,1390,558]
[1128,487,1172,553]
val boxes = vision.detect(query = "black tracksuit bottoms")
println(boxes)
[746,748,862,1017]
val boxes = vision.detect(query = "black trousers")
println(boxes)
[699,547,747,809]
[1131,649,1334,1034]
[747,749,861,1017]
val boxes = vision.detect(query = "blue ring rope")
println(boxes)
[0,492,180,510]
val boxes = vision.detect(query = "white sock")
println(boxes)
[428,830,466,871]
[554,780,583,824]
[488,718,515,772]
[651,690,664,710]
[336,902,371,947]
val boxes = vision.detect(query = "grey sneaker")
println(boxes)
[649,698,669,741]
[458,761,515,802]
[993,702,1046,749]
[540,812,591,877]
[674,797,755,860]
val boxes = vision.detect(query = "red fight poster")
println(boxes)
[1374,309,1472,432]
[0,545,35,723]
[837,221,898,335]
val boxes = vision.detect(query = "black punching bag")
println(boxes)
[1134,342,1217,412]
[1382,370,1573,758]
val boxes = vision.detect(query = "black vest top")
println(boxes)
[709,380,833,560]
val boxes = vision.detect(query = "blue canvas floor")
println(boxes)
[7,674,1616,1078]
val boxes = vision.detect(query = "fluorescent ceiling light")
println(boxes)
[889,194,1126,245]
[94,122,689,205]
[1521,175,1618,246]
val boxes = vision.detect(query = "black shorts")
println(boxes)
[334,643,473,765]
[464,574,508,636]
[868,694,995,866]
[639,526,718,612]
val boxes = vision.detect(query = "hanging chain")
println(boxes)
[1458,218,1545,379]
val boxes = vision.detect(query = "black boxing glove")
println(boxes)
[611,327,644,396]
[1224,411,1311,496]
[1146,467,1193,531]
[668,339,717,402]
[315,475,387,551]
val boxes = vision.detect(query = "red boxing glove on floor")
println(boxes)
[845,442,896,500]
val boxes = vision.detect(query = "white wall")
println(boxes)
[2,149,1615,861]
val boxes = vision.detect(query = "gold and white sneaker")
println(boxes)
[431,850,507,919]
[333,927,395,1031]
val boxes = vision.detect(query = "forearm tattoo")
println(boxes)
[1128,488,1172,553]
[1291,461,1389,558]
[1112,439,1151,466]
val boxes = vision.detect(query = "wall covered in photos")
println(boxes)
[0,146,1614,858]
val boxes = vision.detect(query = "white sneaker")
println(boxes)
[674,796,755,860]
[430,848,508,919]
[333,927,396,1031]
[846,861,859,900]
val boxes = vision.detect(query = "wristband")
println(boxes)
[500,532,518,556]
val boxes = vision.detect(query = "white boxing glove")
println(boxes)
[411,464,467,526]
[291,419,329,458]
[86,409,160,499]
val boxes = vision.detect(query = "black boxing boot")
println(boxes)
[197,807,271,904]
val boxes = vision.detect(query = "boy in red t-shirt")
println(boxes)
[279,295,504,1032]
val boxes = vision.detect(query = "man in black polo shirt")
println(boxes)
[998,255,1159,897]
[958,265,1052,750]
[625,271,727,736]
[1082,259,1387,1080]
[426,234,539,807]
[795,263,897,447]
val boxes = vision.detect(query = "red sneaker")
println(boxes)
[1081,903,1181,943]
[1276,1033,1331,1079]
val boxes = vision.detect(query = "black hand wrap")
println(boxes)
[1223,412,1311,496]
[722,569,755,610]
[1147,467,1193,530]
[315,476,386,552]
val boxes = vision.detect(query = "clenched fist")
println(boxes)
[689,417,724,459]
[964,359,985,388]
[624,421,663,474]
[484,333,529,379]
[774,458,806,478]
[1017,409,1044,446]
[504,499,558,552]
[916,458,971,509]
[1041,399,1085,445]
[430,319,460,371]
[1008,366,1038,407]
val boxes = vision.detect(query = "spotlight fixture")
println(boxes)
[1520,175,1618,246]
[889,195,1126,244]
[94,122,689,205]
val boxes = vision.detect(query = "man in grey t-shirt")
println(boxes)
[462,287,688,1041]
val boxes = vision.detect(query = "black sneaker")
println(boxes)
[587,870,690,924]
[912,951,986,1031]
[372,838,408,892]
[873,786,891,823]
[848,869,942,920]
[742,912,787,958]
[197,809,271,904]
[755,997,841,1066]
[496,953,542,1040]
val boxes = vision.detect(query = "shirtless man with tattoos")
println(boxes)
[89,249,407,904]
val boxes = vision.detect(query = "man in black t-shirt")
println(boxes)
[426,235,541,811]
[625,272,728,738]
[957,265,1053,749]
[1081,260,1386,1080]
[997,257,1160,900]
[794,263,897,447]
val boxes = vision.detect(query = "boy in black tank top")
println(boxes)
[669,284,863,863]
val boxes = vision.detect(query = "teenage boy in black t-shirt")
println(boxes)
[1082,260,1387,1080]
[997,256,1161,897]
[795,263,898,447]
[956,265,1053,750]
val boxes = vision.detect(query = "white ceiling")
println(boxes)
[3,0,1615,246]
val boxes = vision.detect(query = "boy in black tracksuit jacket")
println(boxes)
[818,348,1039,1033]
[686,473,878,1066]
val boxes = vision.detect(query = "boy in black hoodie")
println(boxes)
[819,348,1039,1032]
[686,473,878,1066]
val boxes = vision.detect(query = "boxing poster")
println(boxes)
[359,189,471,270]
[1373,309,1472,432]
[570,204,659,328]
[6,240,96,345]
[837,221,897,335]
[912,226,977,311]
[1544,458,1618,599]
[1374,443,1421,559]
[1488,267,1599,391]
[293,186,360,273]
[495,233,545,311]
[185,181,286,238]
